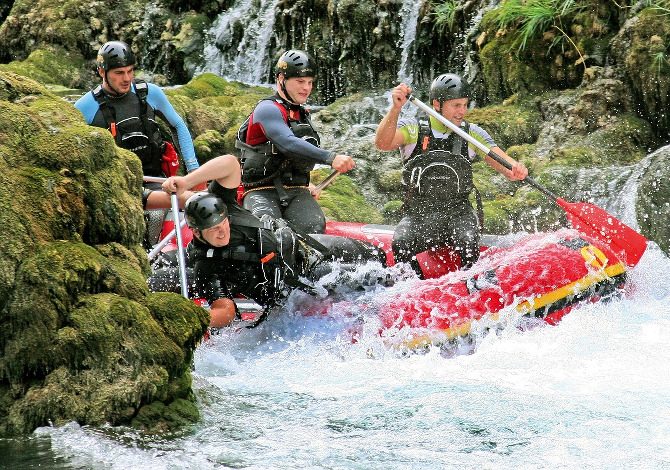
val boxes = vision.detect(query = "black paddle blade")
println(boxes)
[556,198,647,267]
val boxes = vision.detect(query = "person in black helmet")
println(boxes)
[236,49,356,234]
[375,75,528,275]
[75,40,202,241]
[152,154,386,328]
[75,40,200,179]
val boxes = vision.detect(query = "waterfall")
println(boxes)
[200,0,280,84]
[396,0,424,85]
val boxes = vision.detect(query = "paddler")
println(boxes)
[375,74,528,275]
[235,49,356,234]
[151,155,382,328]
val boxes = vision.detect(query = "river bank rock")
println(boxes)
[0,71,208,437]
[637,145,670,255]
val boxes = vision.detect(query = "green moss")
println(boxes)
[146,292,210,358]
[620,7,670,132]
[193,129,227,164]
[466,99,542,149]
[0,47,87,88]
[167,73,271,101]
[132,396,200,434]
[312,169,384,223]
[377,170,402,192]
[382,200,404,224]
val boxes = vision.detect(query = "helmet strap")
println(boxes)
[101,69,129,97]
[279,76,299,106]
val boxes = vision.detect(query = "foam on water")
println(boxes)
[32,244,670,469]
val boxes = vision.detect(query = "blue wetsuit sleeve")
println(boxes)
[253,100,335,165]
[146,83,200,172]
[74,92,100,125]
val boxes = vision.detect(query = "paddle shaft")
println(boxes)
[144,175,167,184]
[314,170,339,191]
[170,193,189,298]
[407,95,558,201]
[147,217,188,260]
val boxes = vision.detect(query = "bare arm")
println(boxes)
[375,83,412,151]
[162,154,241,195]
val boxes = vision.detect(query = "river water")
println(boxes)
[2,240,670,469]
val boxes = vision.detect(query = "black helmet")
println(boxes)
[430,73,470,102]
[184,192,229,231]
[96,41,136,71]
[275,50,316,79]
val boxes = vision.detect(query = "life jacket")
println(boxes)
[235,96,321,190]
[188,210,308,306]
[401,119,475,214]
[93,79,167,177]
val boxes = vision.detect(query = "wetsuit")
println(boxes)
[236,96,335,234]
[76,80,200,245]
[188,181,303,309]
[393,115,496,274]
[75,80,199,177]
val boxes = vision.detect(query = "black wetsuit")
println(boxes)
[236,96,335,234]
[188,182,301,308]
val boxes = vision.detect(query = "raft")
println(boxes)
[152,218,632,344]
[327,224,628,349]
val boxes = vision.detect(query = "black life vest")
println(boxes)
[93,79,165,177]
[188,210,304,305]
[402,119,475,213]
[236,96,321,189]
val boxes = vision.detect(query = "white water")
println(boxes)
[24,239,670,469]
[200,0,280,84]
[396,0,424,85]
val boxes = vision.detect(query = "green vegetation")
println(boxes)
[485,0,588,59]
[312,169,384,224]
[431,0,460,34]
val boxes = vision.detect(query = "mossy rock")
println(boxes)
[193,129,228,164]
[466,99,542,149]
[0,47,87,88]
[637,146,670,254]
[382,199,404,224]
[167,73,271,101]
[612,7,670,134]
[313,168,383,223]
[0,70,206,436]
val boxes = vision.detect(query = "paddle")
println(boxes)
[407,95,647,267]
[314,170,340,192]
[170,193,189,298]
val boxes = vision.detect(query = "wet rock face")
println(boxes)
[637,145,670,254]
[610,8,670,136]
[0,71,208,437]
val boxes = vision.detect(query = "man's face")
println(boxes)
[280,75,314,104]
[199,217,231,248]
[100,65,134,95]
[434,97,469,126]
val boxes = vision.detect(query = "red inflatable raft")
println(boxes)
[365,228,628,349]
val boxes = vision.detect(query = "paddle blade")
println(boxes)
[556,198,647,267]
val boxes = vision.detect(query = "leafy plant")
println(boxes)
[431,0,460,34]
[488,0,587,52]
[652,50,669,76]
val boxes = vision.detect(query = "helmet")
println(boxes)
[274,50,316,79]
[184,192,229,231]
[429,73,470,102]
[96,41,136,71]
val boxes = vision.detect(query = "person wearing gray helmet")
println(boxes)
[236,49,356,234]
[375,74,528,275]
